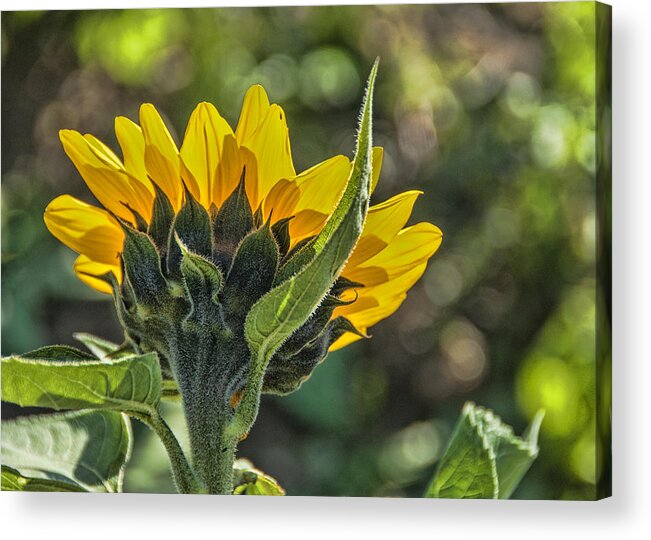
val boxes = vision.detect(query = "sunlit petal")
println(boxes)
[235,84,271,145]
[180,102,235,209]
[59,130,152,223]
[139,103,183,211]
[44,194,124,264]
[346,190,422,269]
[343,222,442,286]
[242,104,295,209]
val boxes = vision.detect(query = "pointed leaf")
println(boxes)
[1,410,132,493]
[425,402,542,499]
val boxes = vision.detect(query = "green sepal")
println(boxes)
[123,203,149,232]
[120,222,168,305]
[331,276,364,296]
[177,233,224,307]
[253,205,264,229]
[167,187,213,274]
[1,465,88,492]
[213,170,254,268]
[271,216,293,257]
[223,222,279,322]
[148,181,175,255]
[1,410,132,493]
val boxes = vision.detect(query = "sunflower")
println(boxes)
[44,85,442,351]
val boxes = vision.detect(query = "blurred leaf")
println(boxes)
[1,410,132,493]
[2,465,87,492]
[426,402,542,499]
[233,459,285,496]
[1,352,162,415]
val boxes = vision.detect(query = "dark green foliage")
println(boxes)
[271,216,293,257]
[20,344,96,361]
[120,224,168,305]
[148,182,175,255]
[212,171,254,269]
[167,187,213,274]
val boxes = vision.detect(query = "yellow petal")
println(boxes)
[212,135,247,207]
[329,296,405,352]
[343,222,442,287]
[346,190,422,270]
[371,146,383,194]
[59,130,152,223]
[180,102,235,209]
[242,104,295,209]
[262,155,351,241]
[329,331,365,351]
[114,116,152,193]
[44,195,124,264]
[235,85,271,145]
[139,103,183,211]
[330,262,428,351]
[74,255,121,294]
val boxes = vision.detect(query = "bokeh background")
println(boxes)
[2,2,602,499]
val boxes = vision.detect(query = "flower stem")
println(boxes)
[137,410,204,494]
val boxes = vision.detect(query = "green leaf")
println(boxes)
[426,402,543,499]
[1,352,162,416]
[232,60,379,439]
[73,332,123,359]
[21,344,95,361]
[232,459,285,496]
[1,410,132,493]
[2,465,87,492]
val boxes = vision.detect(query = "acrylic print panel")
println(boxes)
[0,1,611,500]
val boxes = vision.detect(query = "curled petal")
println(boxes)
[44,194,124,265]
[346,190,422,270]
[74,255,122,294]
[343,222,442,287]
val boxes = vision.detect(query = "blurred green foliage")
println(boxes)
[2,2,601,499]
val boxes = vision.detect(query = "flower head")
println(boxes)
[45,86,441,357]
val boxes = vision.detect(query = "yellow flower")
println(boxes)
[44,86,442,351]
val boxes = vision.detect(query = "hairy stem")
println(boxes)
[137,410,204,494]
